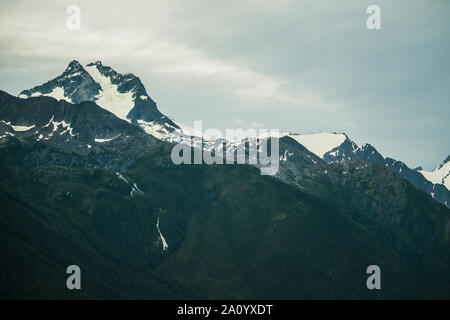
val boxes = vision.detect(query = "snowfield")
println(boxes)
[420,159,450,191]
[85,64,135,121]
[286,132,347,158]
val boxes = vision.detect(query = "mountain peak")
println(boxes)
[87,61,103,67]
[419,155,450,191]
[67,60,82,68]
[19,60,179,135]
[62,60,85,76]
[286,132,347,158]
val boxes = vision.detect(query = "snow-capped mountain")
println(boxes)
[276,131,449,207]
[419,156,450,190]
[284,132,348,158]
[289,132,448,189]
[16,60,449,207]
[280,132,384,164]
[19,60,180,137]
[0,90,143,149]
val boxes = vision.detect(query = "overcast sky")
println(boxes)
[0,0,448,170]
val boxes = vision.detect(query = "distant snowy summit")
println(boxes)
[19,60,180,137]
[279,132,450,204]
[282,132,347,158]
[419,156,450,190]
[280,132,384,165]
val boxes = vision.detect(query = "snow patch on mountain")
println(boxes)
[137,119,173,139]
[22,87,73,103]
[156,217,168,252]
[47,119,77,138]
[94,134,121,143]
[130,183,144,197]
[287,132,347,158]
[85,64,134,121]
[420,157,450,191]
[1,120,35,132]
[45,87,72,103]
[115,172,129,184]
[0,132,15,138]
[280,149,293,161]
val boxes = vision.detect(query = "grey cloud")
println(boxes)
[0,0,448,169]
